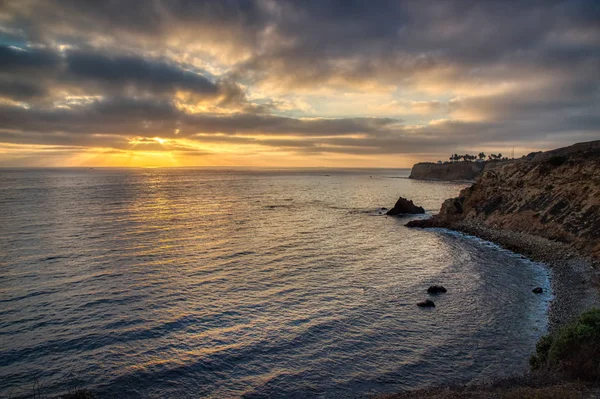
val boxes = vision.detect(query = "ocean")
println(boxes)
[0,168,552,398]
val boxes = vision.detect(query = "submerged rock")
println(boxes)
[386,197,425,216]
[532,287,544,294]
[417,299,436,307]
[427,285,447,294]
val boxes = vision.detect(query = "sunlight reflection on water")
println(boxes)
[0,168,551,398]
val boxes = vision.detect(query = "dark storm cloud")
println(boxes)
[0,0,598,158]
[64,51,218,95]
[449,77,600,119]
[3,1,599,85]
[0,45,242,103]
[222,0,599,86]
[1,0,271,53]
[0,45,61,71]
[0,97,401,138]
[0,79,47,100]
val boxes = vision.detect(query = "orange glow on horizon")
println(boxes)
[0,142,429,168]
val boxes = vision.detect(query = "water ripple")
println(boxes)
[0,168,550,398]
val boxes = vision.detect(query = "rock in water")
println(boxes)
[532,287,543,294]
[427,285,447,294]
[386,197,425,216]
[417,299,436,307]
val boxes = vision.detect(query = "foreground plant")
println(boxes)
[530,308,600,381]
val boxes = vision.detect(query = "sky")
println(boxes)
[0,0,598,167]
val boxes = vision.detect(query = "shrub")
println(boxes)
[546,155,568,167]
[530,308,600,381]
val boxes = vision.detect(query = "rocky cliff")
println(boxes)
[408,141,600,259]
[409,161,486,181]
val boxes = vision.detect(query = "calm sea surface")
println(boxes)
[0,168,551,398]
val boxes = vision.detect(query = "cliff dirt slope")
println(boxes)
[409,161,486,181]
[408,141,600,259]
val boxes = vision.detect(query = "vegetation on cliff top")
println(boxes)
[447,152,509,163]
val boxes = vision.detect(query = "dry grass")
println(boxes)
[500,385,585,399]
[58,390,95,399]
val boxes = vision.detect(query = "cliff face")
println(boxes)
[409,161,486,181]
[408,141,600,259]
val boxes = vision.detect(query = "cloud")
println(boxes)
[64,50,219,96]
[2,94,596,159]
[0,0,598,165]
[0,79,47,100]
[0,96,401,138]
[0,45,61,71]
[0,45,252,108]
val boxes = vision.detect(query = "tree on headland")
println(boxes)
[449,153,483,162]
[448,152,507,162]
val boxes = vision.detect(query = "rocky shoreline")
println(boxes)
[420,220,600,331]
[403,140,600,330]
[379,218,600,397]
[385,142,600,397]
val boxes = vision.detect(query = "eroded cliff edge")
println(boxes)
[408,140,600,260]
[409,161,486,181]
[407,141,600,331]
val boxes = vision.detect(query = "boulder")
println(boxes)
[417,299,436,307]
[386,197,425,216]
[532,287,543,294]
[427,285,447,294]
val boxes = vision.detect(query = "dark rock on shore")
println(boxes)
[417,299,435,307]
[532,287,543,294]
[427,285,447,294]
[386,197,425,216]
